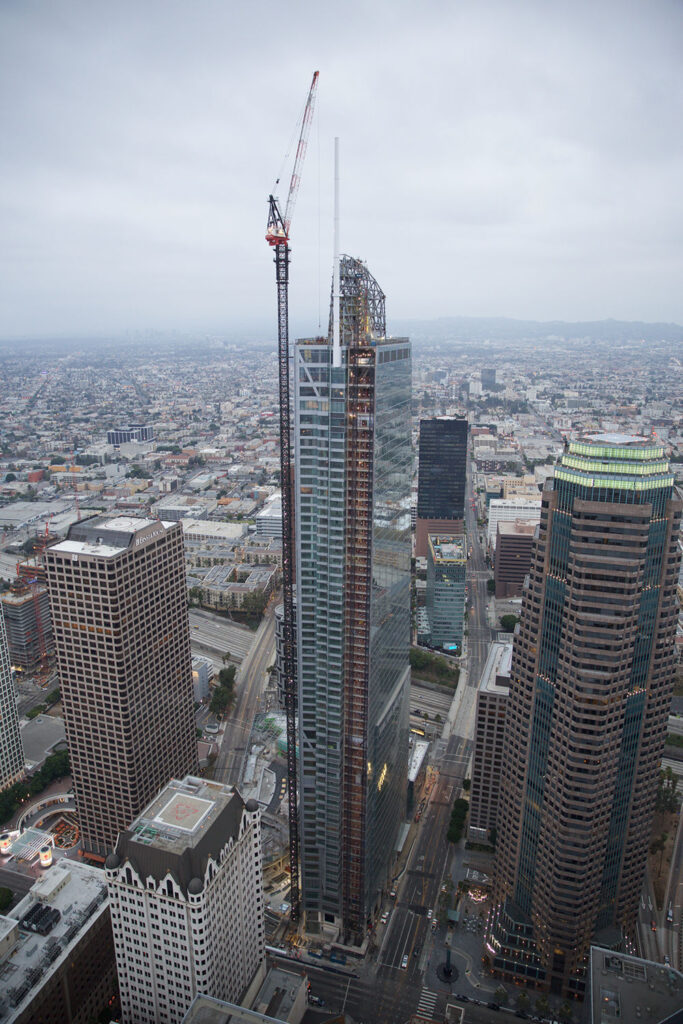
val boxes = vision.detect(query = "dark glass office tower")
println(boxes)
[416,417,467,556]
[294,256,412,942]
[487,435,681,998]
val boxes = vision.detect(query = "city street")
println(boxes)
[212,599,277,787]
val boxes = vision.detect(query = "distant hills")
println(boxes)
[389,316,683,345]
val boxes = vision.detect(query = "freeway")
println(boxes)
[212,598,277,788]
[188,607,255,663]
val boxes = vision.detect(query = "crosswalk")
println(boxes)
[415,988,438,1020]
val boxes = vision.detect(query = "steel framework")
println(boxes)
[265,71,318,924]
[337,256,385,938]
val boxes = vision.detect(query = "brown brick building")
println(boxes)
[45,516,198,860]
[493,519,536,598]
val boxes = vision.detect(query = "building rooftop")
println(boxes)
[558,435,673,492]
[108,776,255,896]
[252,964,307,1020]
[0,861,109,1020]
[479,642,513,693]
[49,515,174,558]
[182,994,286,1024]
[126,777,238,853]
[589,947,683,1024]
[428,534,466,562]
[496,519,537,538]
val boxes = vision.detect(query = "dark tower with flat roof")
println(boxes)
[416,417,468,556]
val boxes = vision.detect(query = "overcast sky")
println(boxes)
[1,0,681,340]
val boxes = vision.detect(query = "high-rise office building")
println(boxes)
[488,435,682,997]
[0,605,24,791]
[425,534,466,652]
[1,586,53,673]
[294,255,412,940]
[45,516,197,859]
[106,777,264,1024]
[468,641,512,842]
[416,417,467,556]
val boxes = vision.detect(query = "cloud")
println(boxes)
[0,0,681,337]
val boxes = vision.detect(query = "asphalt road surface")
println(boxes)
[212,598,277,787]
[188,608,255,662]
[0,865,35,900]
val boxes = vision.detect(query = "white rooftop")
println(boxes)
[0,861,109,1022]
[479,641,513,694]
[102,515,166,532]
[49,539,125,558]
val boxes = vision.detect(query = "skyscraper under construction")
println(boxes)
[487,434,681,997]
[294,256,412,940]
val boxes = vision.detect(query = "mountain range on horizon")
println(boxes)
[1,315,683,355]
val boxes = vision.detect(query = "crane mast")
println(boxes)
[266,70,318,925]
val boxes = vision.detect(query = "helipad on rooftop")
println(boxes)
[154,792,214,833]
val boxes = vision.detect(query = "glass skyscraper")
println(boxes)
[416,416,468,556]
[294,256,412,941]
[487,434,682,997]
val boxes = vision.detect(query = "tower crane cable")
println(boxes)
[265,69,319,926]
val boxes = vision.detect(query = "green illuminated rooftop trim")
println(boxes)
[562,455,670,476]
[555,468,674,491]
[569,441,664,461]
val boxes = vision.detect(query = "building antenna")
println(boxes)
[332,137,341,367]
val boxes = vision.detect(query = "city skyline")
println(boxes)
[1,0,682,339]
[0,331,681,1021]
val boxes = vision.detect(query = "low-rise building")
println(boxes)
[152,495,217,521]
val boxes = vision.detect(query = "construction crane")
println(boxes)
[265,69,319,924]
